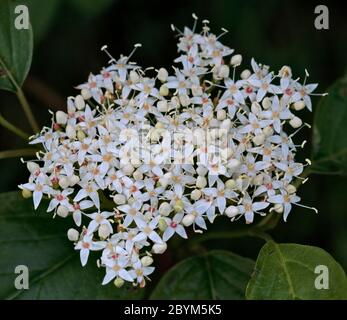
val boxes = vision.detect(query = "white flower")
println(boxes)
[75,234,106,266]
[163,214,188,241]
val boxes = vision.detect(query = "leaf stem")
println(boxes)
[0,113,29,140]
[0,148,37,160]
[16,88,39,133]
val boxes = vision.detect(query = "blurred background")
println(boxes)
[1,0,346,279]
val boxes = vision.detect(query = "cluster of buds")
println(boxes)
[19,16,320,288]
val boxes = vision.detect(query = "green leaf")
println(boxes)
[0,0,33,92]
[0,192,143,300]
[69,0,115,16]
[246,241,347,300]
[150,250,254,300]
[312,74,347,174]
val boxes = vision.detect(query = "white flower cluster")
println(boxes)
[19,17,319,288]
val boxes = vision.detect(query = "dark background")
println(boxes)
[1,0,347,275]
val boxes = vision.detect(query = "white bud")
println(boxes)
[114,277,125,288]
[225,206,239,218]
[174,199,184,212]
[113,194,126,205]
[159,85,169,96]
[279,65,292,78]
[252,133,265,146]
[152,242,167,254]
[262,97,272,109]
[191,189,202,200]
[191,85,203,96]
[59,176,70,189]
[81,89,92,100]
[131,157,141,168]
[228,159,241,171]
[98,224,111,239]
[196,166,208,176]
[129,70,139,83]
[221,118,232,129]
[157,100,168,112]
[67,228,79,241]
[253,174,264,186]
[286,184,297,194]
[196,176,207,188]
[159,177,168,188]
[56,111,68,125]
[69,175,80,186]
[122,164,134,175]
[179,94,190,107]
[57,205,69,218]
[289,116,302,128]
[77,130,86,141]
[274,204,284,213]
[182,213,195,227]
[217,109,226,121]
[263,126,274,137]
[141,256,153,267]
[219,65,230,78]
[66,124,76,139]
[225,179,236,189]
[157,68,168,82]
[133,170,143,181]
[159,202,172,216]
[293,101,305,111]
[240,69,251,79]
[75,95,86,110]
[251,101,261,114]
[209,118,219,128]
[27,161,39,173]
[231,54,242,67]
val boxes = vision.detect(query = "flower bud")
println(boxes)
[191,85,203,96]
[158,218,167,232]
[262,97,272,109]
[129,70,139,83]
[196,166,208,177]
[141,256,153,267]
[240,69,251,79]
[22,188,32,199]
[67,228,79,241]
[228,159,241,171]
[152,242,167,254]
[27,161,39,173]
[253,174,264,186]
[263,126,274,137]
[225,179,236,189]
[251,101,261,114]
[286,184,297,194]
[174,199,184,212]
[114,277,125,288]
[231,54,242,67]
[217,109,226,121]
[56,111,68,125]
[159,202,172,216]
[157,68,168,82]
[157,100,168,112]
[252,133,265,146]
[159,177,168,188]
[75,95,86,110]
[159,85,169,96]
[289,116,302,128]
[225,205,239,218]
[179,94,190,107]
[59,176,70,189]
[171,96,180,108]
[182,213,195,227]
[81,89,92,100]
[191,189,202,200]
[219,65,230,78]
[57,205,69,218]
[293,101,305,111]
[196,176,207,188]
[114,194,126,205]
[69,175,80,186]
[274,204,284,213]
[66,124,76,139]
[122,164,134,175]
[98,223,111,239]
[77,130,86,141]
[133,170,143,181]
